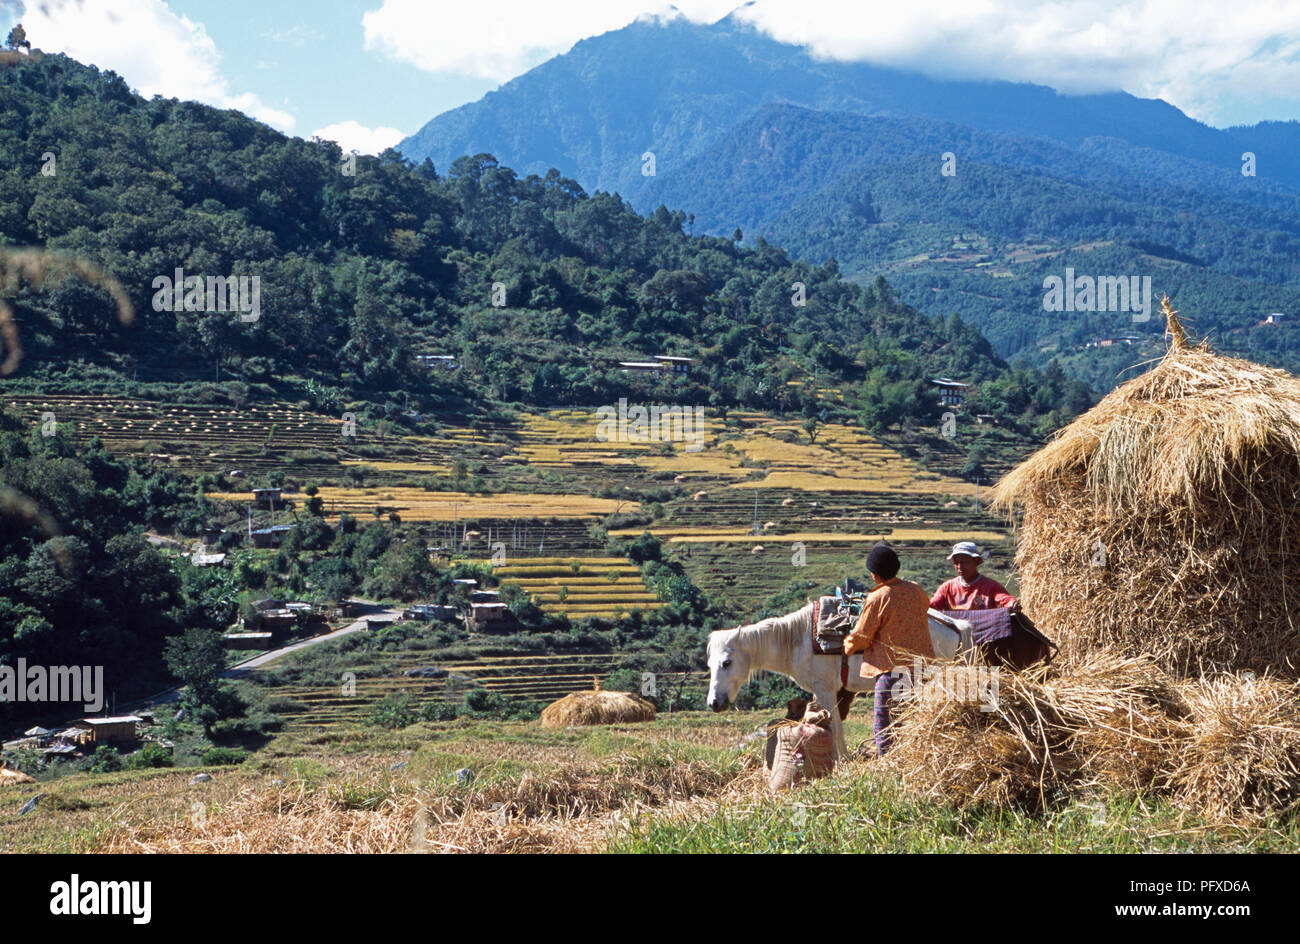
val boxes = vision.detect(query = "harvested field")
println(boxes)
[208,487,634,521]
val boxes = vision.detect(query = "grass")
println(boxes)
[6,711,1289,853]
[611,766,1297,852]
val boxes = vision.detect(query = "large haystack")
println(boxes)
[539,683,655,728]
[991,298,1300,677]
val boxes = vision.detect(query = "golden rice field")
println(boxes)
[339,460,450,474]
[504,409,970,494]
[206,488,636,521]
[489,556,666,619]
[608,528,1008,544]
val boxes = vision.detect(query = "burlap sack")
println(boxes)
[766,702,836,792]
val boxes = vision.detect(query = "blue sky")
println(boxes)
[4,1,1300,154]
[168,0,497,133]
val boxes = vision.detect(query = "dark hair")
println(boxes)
[867,543,900,580]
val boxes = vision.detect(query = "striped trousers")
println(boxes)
[873,670,906,757]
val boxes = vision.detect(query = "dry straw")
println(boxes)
[1167,674,1300,824]
[539,680,656,728]
[991,297,1300,677]
[881,651,1183,812]
[882,650,1300,824]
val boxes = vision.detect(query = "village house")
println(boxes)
[467,601,518,631]
[252,487,282,508]
[1084,334,1142,349]
[618,354,694,379]
[415,354,458,370]
[931,377,968,408]
[654,355,694,376]
[618,360,666,377]
[250,524,292,547]
[79,716,142,745]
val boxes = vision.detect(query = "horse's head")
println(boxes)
[706,626,750,711]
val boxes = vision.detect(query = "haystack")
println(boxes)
[882,654,1300,824]
[991,298,1300,677]
[539,681,655,728]
[881,651,1184,811]
[0,765,36,784]
[1167,674,1300,824]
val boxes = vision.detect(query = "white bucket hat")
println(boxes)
[947,541,984,561]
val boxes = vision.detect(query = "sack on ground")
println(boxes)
[767,701,836,792]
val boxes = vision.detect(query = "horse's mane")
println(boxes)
[733,602,812,671]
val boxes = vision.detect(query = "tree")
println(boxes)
[163,627,227,733]
[960,443,989,482]
[309,556,359,604]
[5,24,30,51]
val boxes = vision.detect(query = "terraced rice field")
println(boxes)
[490,557,668,619]
[207,487,634,522]
[506,409,970,494]
[610,528,1008,544]
[261,651,704,727]
[0,393,486,478]
[2,395,1016,609]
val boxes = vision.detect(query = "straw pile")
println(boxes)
[1,765,36,784]
[881,651,1182,811]
[540,681,655,728]
[991,298,1300,677]
[881,651,1300,824]
[1166,675,1300,823]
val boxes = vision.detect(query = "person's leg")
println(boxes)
[873,670,899,757]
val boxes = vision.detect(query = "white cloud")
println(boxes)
[18,0,295,130]
[310,120,406,155]
[361,0,739,83]
[361,0,1300,125]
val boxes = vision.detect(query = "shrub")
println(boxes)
[124,742,174,770]
[461,687,510,717]
[420,700,459,722]
[202,747,249,766]
[370,693,417,729]
[88,745,122,773]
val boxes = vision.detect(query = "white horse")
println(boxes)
[706,602,973,761]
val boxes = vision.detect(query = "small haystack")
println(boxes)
[540,680,655,728]
[1,766,36,784]
[1167,674,1300,824]
[991,298,1300,677]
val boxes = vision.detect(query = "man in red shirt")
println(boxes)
[930,541,1020,613]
